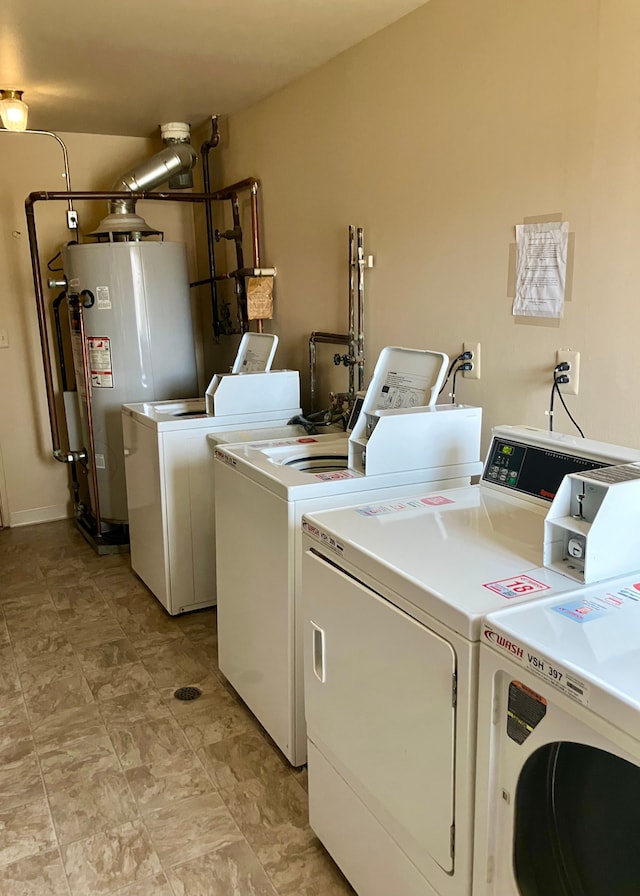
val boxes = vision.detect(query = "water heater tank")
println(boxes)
[63,240,198,525]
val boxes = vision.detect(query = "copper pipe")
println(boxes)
[25,199,65,456]
[25,186,267,463]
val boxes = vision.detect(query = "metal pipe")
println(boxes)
[230,194,248,332]
[109,144,197,216]
[2,129,74,216]
[356,227,366,391]
[200,116,221,338]
[25,197,63,455]
[250,182,261,267]
[52,292,70,389]
[74,295,102,532]
[348,225,356,397]
[25,187,268,465]
[309,331,352,413]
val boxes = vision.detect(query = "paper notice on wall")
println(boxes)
[513,221,568,318]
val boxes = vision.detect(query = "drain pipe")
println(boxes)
[200,116,221,338]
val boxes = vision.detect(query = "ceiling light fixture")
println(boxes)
[0,89,29,131]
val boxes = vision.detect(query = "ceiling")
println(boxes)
[1,0,427,138]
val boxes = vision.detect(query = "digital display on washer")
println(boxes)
[482,438,606,501]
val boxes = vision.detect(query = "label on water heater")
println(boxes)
[88,336,113,388]
[96,286,112,310]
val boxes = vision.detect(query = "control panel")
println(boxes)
[482,437,606,502]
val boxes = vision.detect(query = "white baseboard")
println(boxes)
[9,504,71,528]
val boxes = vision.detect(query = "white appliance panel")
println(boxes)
[216,462,295,754]
[303,489,574,639]
[308,742,442,896]
[304,549,456,875]
[473,645,640,896]
[66,241,197,523]
[122,410,304,615]
[122,409,169,601]
[215,452,471,765]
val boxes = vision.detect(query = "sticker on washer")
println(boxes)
[94,453,106,470]
[96,286,112,310]
[215,449,236,466]
[483,574,551,600]
[507,680,547,744]
[374,371,432,410]
[552,582,640,623]
[313,470,358,481]
[87,336,113,388]
[355,495,455,517]
[483,626,590,706]
[302,520,344,556]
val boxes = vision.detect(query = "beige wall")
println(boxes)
[4,0,640,524]
[209,0,640,452]
[0,132,197,526]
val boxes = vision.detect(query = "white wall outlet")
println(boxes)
[556,349,580,395]
[0,328,9,349]
[463,342,481,379]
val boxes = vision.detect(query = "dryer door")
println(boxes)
[303,548,457,875]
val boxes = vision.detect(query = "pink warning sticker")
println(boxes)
[483,575,551,600]
[420,496,455,506]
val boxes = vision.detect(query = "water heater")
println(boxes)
[63,240,197,525]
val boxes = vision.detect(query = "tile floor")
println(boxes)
[0,519,355,896]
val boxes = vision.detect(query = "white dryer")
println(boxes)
[473,577,640,895]
[122,333,302,615]
[214,347,484,766]
[300,427,640,896]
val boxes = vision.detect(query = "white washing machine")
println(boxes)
[473,575,640,895]
[214,347,484,766]
[300,426,640,896]
[122,334,302,615]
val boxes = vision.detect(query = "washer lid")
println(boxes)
[231,332,278,373]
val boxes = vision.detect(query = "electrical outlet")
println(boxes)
[555,349,580,395]
[463,342,481,379]
[0,328,9,349]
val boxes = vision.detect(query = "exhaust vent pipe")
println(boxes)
[93,129,197,236]
[161,122,195,189]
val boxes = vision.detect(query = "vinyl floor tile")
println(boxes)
[0,752,45,812]
[0,798,57,867]
[167,840,279,896]
[0,520,352,895]
[98,687,171,728]
[109,715,191,769]
[197,729,292,790]
[125,748,214,813]
[0,848,71,896]
[62,819,162,895]
[143,792,244,866]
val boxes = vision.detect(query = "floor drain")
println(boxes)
[173,686,202,701]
